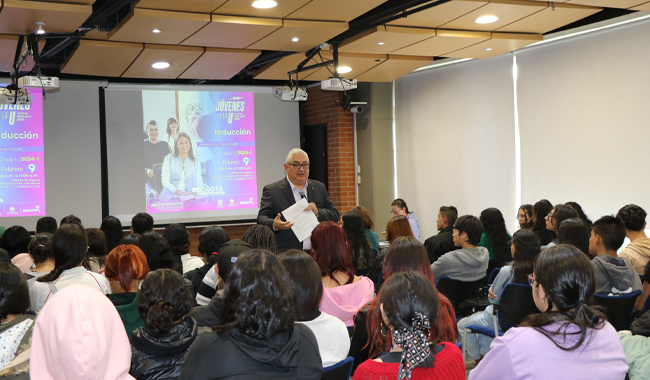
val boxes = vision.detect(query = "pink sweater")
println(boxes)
[320,276,374,327]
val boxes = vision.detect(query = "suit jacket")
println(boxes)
[257,178,339,251]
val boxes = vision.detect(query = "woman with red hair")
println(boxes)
[368,215,414,286]
[311,222,375,327]
[349,236,458,374]
[105,244,150,339]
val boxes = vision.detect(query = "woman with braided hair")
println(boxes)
[468,245,629,380]
[352,271,465,380]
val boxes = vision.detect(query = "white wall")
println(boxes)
[395,54,517,239]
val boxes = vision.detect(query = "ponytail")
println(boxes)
[37,267,65,283]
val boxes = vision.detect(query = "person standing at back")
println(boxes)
[257,148,339,252]
[390,198,420,240]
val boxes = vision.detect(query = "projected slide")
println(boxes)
[0,89,45,217]
[143,90,257,214]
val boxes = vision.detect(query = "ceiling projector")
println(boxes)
[0,87,31,105]
[321,77,357,91]
[272,86,307,101]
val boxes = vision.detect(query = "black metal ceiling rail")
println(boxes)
[39,0,136,60]
[244,50,300,74]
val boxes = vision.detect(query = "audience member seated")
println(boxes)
[120,233,141,247]
[558,218,590,258]
[352,272,465,380]
[1,226,30,259]
[468,245,629,380]
[589,216,642,296]
[139,232,175,272]
[30,224,111,312]
[164,224,204,274]
[351,205,380,253]
[59,214,82,227]
[391,198,420,240]
[312,222,374,327]
[183,226,230,296]
[84,228,109,273]
[531,199,555,246]
[368,215,414,286]
[101,215,125,253]
[194,224,275,306]
[0,262,34,378]
[35,216,57,234]
[30,284,135,380]
[24,233,53,287]
[634,260,650,312]
[278,250,350,367]
[458,229,540,362]
[424,205,458,264]
[131,212,154,235]
[105,245,150,339]
[130,269,197,380]
[565,201,593,230]
[179,250,323,380]
[617,204,650,275]
[431,215,489,282]
[477,208,512,261]
[342,211,374,276]
[349,237,458,374]
[517,204,534,229]
[543,204,578,249]
[0,249,9,263]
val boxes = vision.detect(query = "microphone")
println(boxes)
[299,189,306,200]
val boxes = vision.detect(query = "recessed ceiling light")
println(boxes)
[485,48,493,51]
[291,37,300,42]
[337,66,352,74]
[252,0,277,9]
[35,22,46,35]
[377,42,386,45]
[152,29,162,33]
[151,62,170,69]
[475,15,498,24]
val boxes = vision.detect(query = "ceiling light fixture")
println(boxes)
[151,62,170,69]
[485,48,493,51]
[337,66,352,74]
[291,37,300,42]
[377,42,386,45]
[252,0,277,9]
[35,22,46,35]
[475,15,499,24]
[152,29,162,33]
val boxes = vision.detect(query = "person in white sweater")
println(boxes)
[278,249,350,367]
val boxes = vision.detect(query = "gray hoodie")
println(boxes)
[431,246,489,282]
[592,255,643,296]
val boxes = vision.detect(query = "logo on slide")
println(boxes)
[239,197,255,205]
[22,205,41,213]
[218,199,223,206]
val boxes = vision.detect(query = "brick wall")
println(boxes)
[299,87,356,214]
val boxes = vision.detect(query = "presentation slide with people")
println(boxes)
[0,88,46,217]
[142,90,257,215]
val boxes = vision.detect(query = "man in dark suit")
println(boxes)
[257,148,339,251]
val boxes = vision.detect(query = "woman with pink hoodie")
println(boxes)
[29,284,134,380]
[311,222,375,327]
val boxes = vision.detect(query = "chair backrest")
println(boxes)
[593,291,641,331]
[644,293,650,313]
[497,283,539,331]
[435,276,483,309]
[487,268,501,285]
[322,357,354,380]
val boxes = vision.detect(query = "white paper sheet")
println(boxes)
[282,198,319,242]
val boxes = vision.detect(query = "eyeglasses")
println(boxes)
[286,163,310,169]
[527,274,536,287]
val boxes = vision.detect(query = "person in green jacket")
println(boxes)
[105,244,150,339]
[478,208,512,261]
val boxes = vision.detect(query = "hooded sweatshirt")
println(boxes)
[619,237,650,275]
[179,324,323,380]
[319,276,375,327]
[592,255,643,296]
[29,284,134,380]
[107,292,145,340]
[431,246,489,282]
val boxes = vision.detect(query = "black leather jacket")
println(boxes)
[130,317,197,380]
[424,226,456,264]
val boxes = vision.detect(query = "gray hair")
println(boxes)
[285,148,309,163]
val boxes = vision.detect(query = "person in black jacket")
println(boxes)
[179,249,323,380]
[130,269,197,380]
[424,206,458,263]
[183,226,230,297]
